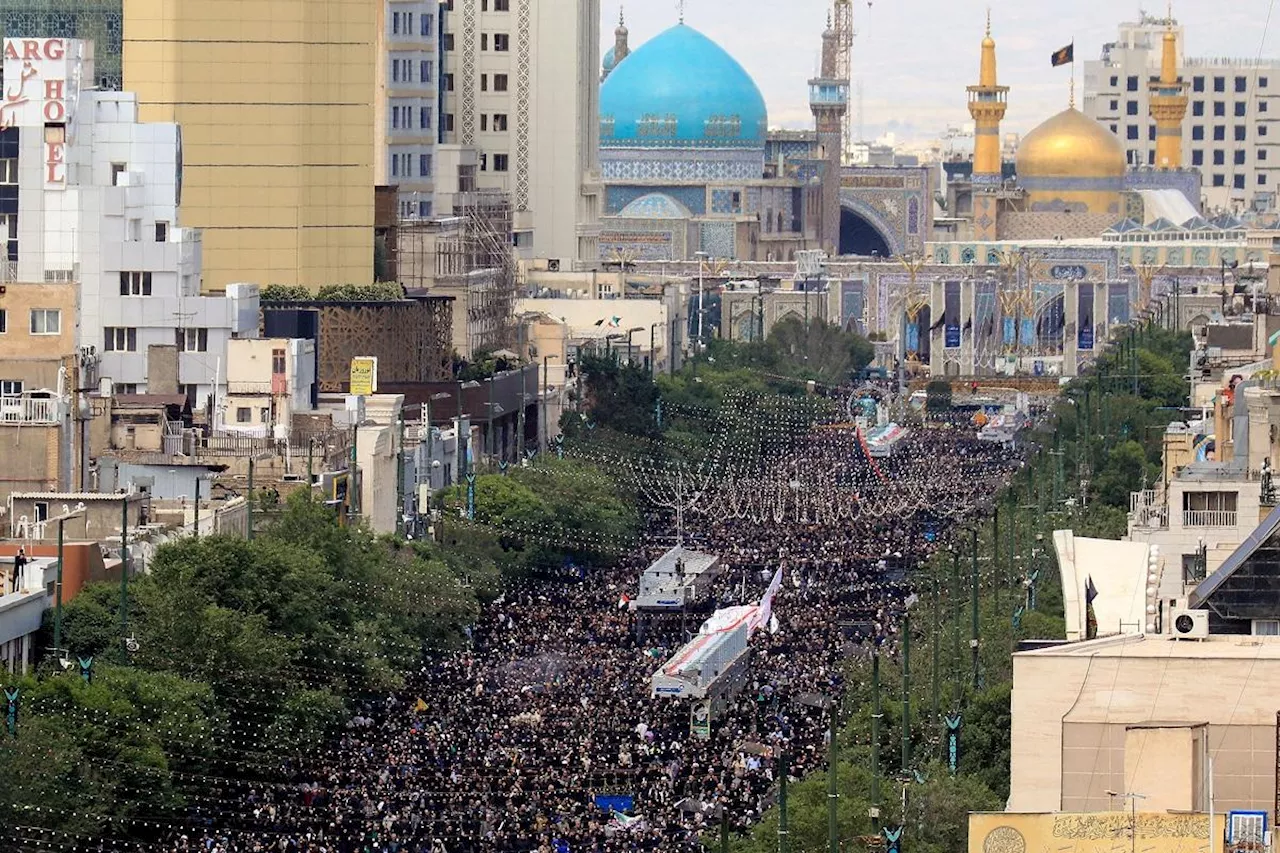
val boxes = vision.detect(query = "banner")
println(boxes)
[594,795,634,813]
[755,566,783,630]
[691,699,712,740]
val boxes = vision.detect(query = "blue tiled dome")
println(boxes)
[600,24,767,148]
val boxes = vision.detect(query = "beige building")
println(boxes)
[123,0,377,290]
[1010,633,1280,820]
[221,338,318,437]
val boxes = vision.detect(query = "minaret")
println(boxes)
[809,13,848,255]
[966,11,1009,186]
[1149,8,1187,169]
[614,8,629,66]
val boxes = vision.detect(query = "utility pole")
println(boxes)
[871,649,882,832]
[721,807,730,853]
[970,526,980,691]
[120,497,129,659]
[395,406,406,537]
[778,750,790,853]
[828,700,839,853]
[992,502,1000,614]
[247,456,255,541]
[50,503,86,658]
[931,572,940,725]
[951,549,961,707]
[901,608,911,771]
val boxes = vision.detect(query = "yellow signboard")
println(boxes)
[349,357,377,396]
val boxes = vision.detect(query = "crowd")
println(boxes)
[159,413,1022,853]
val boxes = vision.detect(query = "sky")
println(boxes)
[603,0,1270,143]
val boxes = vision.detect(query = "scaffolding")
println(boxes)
[399,190,517,357]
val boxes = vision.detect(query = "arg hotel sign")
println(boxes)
[0,38,93,189]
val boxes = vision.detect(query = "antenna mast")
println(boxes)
[833,0,857,158]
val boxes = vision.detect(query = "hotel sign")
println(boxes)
[1,38,93,189]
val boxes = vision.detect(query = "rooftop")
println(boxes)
[1016,632,1280,659]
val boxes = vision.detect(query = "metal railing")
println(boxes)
[1182,509,1239,527]
[1129,489,1168,528]
[0,396,58,424]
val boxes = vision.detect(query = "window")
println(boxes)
[120,271,153,295]
[1262,101,1270,113]
[493,112,508,131]
[1262,148,1269,161]
[481,73,488,91]
[1262,125,1270,136]
[442,73,454,91]
[176,327,209,352]
[480,113,488,131]
[113,383,138,395]
[1126,125,1139,140]
[1192,125,1204,140]
[0,158,15,184]
[1263,77,1270,88]
[421,13,434,36]
[493,33,509,51]
[420,106,433,130]
[1260,173,1268,185]
[479,153,487,171]
[182,383,198,410]
[236,407,252,423]
[1236,102,1247,117]
[1236,76,1248,93]
[1235,149,1246,165]
[1214,76,1225,92]
[494,0,509,9]
[1213,174,1225,186]
[1110,99,1119,111]
[418,200,432,217]
[494,73,508,92]
[1235,174,1246,189]
[104,326,137,352]
[419,153,432,176]
[1192,149,1204,166]
[1193,101,1204,117]
[443,33,454,50]
[1253,620,1280,636]
[392,10,401,34]
[1193,76,1205,92]
[1213,150,1225,165]
[420,60,432,83]
[493,153,508,172]
[1126,75,1138,91]
[443,113,455,132]
[29,309,59,335]
[1147,149,1155,165]
[1126,101,1138,116]
[1214,101,1225,116]
[0,308,5,333]
[0,379,21,396]
[1214,126,1226,140]
[1110,75,1118,87]
[271,347,286,375]
[481,33,488,50]
[1148,125,1156,141]
[1110,124,1118,134]
[34,502,47,522]
[155,221,169,242]
[1236,125,1247,141]
[111,162,125,185]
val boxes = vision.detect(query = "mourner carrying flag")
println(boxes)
[1051,43,1074,67]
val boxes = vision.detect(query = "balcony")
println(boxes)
[1183,509,1239,527]
[1129,489,1168,528]
[0,396,59,425]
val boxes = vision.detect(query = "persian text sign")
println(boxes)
[349,357,378,396]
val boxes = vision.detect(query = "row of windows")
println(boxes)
[479,33,510,51]
[398,199,434,218]
[479,73,508,92]
[390,58,434,85]
[1115,74,1269,93]
[390,10,434,37]
[103,327,210,352]
[390,104,433,131]
[479,153,509,172]
[0,308,60,335]
[1105,99,1270,118]
[1116,122,1267,142]
[480,113,508,132]
[390,153,434,178]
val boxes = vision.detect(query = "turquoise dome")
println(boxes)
[600,24,767,148]
[603,45,617,73]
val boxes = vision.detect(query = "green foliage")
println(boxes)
[260,281,407,302]
[455,348,523,380]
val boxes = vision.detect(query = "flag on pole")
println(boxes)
[1051,43,1074,67]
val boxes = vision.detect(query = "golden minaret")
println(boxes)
[967,11,1009,185]
[1149,7,1187,169]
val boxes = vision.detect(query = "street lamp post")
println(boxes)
[649,322,659,375]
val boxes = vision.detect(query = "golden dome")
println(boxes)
[1016,107,1126,180]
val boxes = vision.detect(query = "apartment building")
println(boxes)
[1084,13,1280,212]
[441,0,602,267]
[376,0,441,220]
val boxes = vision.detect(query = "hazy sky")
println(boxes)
[603,0,1270,142]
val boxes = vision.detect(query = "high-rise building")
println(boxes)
[122,0,377,290]
[441,0,602,267]
[374,0,440,220]
[0,0,122,90]
[1083,10,1280,212]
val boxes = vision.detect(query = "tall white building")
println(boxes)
[1083,12,1280,213]
[440,0,602,266]
[376,0,441,219]
[5,36,257,405]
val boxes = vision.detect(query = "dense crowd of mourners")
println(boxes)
[159,408,1022,853]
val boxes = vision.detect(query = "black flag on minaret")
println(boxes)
[1051,43,1074,67]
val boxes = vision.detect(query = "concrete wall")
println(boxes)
[0,425,62,504]
[969,812,1223,853]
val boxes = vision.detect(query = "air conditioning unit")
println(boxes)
[1171,608,1209,639]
